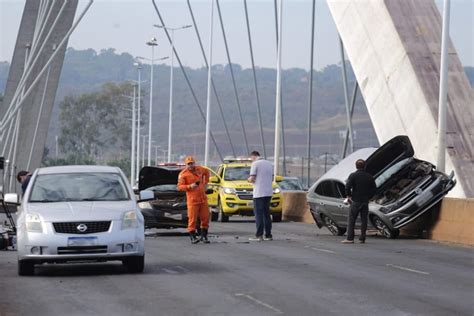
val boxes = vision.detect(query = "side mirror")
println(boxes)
[209,176,219,183]
[274,175,283,182]
[4,193,20,205]
[138,190,154,202]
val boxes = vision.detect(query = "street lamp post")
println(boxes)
[130,84,137,185]
[146,37,158,166]
[153,24,192,163]
[133,62,142,177]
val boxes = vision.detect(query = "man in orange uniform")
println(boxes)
[178,156,210,244]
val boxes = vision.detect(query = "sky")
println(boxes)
[0,0,473,70]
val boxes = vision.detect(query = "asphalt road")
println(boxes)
[0,219,473,316]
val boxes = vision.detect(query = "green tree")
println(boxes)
[58,82,136,162]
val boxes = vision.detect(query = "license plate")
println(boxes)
[68,237,98,246]
[248,201,253,207]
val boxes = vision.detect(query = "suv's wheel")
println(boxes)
[210,209,219,222]
[218,200,229,222]
[123,255,145,273]
[372,216,399,239]
[18,260,35,276]
[272,213,282,222]
[323,215,346,236]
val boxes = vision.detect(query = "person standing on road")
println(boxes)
[342,159,376,244]
[248,151,274,241]
[178,156,210,244]
[16,170,32,195]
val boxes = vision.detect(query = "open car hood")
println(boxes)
[365,135,415,177]
[139,166,183,191]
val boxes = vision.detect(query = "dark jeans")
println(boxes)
[346,201,368,241]
[253,196,272,238]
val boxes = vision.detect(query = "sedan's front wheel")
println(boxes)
[18,260,35,276]
[323,215,346,236]
[372,216,399,239]
[123,255,145,273]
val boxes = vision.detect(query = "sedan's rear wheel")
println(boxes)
[18,260,35,276]
[323,215,346,236]
[123,255,144,273]
[372,216,399,239]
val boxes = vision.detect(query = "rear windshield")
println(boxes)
[29,172,130,202]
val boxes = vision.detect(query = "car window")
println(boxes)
[375,157,412,187]
[315,180,345,198]
[29,172,130,202]
[224,167,250,181]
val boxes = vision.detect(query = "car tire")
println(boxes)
[123,255,145,273]
[322,215,346,236]
[272,213,282,222]
[210,209,219,222]
[18,260,35,276]
[218,201,229,222]
[372,216,399,239]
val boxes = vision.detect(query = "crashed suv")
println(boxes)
[307,135,456,238]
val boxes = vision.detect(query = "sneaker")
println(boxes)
[249,236,263,241]
[341,239,354,244]
[263,236,273,241]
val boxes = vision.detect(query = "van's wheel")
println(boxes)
[372,216,399,239]
[272,213,282,222]
[18,260,35,276]
[322,215,346,236]
[218,201,229,222]
[123,255,145,273]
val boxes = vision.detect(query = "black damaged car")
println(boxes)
[137,165,188,229]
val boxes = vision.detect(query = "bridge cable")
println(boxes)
[185,0,236,157]
[273,0,287,175]
[243,0,266,159]
[151,0,224,162]
[215,0,250,155]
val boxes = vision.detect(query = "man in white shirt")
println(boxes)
[247,151,274,241]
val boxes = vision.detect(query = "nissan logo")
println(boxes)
[77,223,88,233]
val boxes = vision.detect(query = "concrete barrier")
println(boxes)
[426,198,474,246]
[281,192,314,224]
[282,192,473,246]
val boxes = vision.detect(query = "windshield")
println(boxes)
[29,172,130,202]
[279,179,303,190]
[224,167,250,181]
[375,157,412,187]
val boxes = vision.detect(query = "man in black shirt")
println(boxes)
[17,170,32,195]
[342,159,376,244]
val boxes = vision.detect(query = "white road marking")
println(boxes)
[235,293,283,314]
[386,264,430,275]
[311,247,336,254]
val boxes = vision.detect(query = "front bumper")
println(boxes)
[140,207,188,228]
[221,196,282,215]
[17,220,144,262]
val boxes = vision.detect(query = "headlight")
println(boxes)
[222,187,236,194]
[273,187,281,194]
[25,213,43,233]
[122,211,139,230]
[138,201,152,209]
